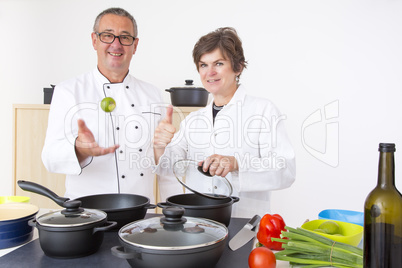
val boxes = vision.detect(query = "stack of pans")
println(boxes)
[0,198,38,249]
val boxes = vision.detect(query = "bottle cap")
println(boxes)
[379,143,396,152]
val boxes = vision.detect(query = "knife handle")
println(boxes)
[249,215,261,228]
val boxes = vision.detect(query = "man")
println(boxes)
[42,7,181,202]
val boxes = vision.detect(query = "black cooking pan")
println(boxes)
[75,194,156,230]
[18,181,156,230]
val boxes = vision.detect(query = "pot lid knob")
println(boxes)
[61,200,84,216]
[185,80,193,85]
[160,207,187,226]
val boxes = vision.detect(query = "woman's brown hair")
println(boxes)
[192,27,248,79]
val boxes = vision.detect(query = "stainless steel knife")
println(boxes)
[228,214,261,251]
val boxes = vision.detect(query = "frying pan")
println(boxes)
[75,194,156,229]
[18,180,156,230]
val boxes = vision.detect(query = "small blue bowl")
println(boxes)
[318,209,364,226]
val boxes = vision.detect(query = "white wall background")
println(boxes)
[1,0,401,227]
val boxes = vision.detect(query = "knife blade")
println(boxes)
[228,214,261,251]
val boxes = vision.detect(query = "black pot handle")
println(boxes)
[28,218,37,227]
[157,202,170,208]
[111,246,139,259]
[231,196,240,203]
[165,88,174,93]
[145,203,157,210]
[93,221,118,234]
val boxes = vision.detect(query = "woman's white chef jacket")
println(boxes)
[154,85,296,218]
[42,68,182,203]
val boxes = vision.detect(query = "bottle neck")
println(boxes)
[377,151,395,188]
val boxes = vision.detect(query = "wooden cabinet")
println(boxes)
[12,104,198,209]
[12,104,65,209]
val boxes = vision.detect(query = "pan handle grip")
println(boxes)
[111,246,140,259]
[93,221,117,234]
[17,180,80,208]
[165,88,174,93]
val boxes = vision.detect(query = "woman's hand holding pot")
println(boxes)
[153,106,176,164]
[200,154,238,177]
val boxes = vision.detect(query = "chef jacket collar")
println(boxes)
[202,84,247,115]
[93,68,132,86]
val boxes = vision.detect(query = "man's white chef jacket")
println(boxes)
[154,85,296,218]
[42,68,181,203]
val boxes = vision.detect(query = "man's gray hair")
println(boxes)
[93,7,138,36]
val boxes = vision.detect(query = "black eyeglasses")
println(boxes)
[96,32,136,46]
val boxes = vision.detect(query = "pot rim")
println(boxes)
[0,203,39,222]
[34,217,108,232]
[168,87,207,91]
[75,193,151,212]
[166,193,237,209]
[118,234,227,252]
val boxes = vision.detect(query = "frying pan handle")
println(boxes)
[17,180,80,208]
[111,246,140,259]
[93,221,117,234]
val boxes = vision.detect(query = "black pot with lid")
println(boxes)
[18,180,117,258]
[111,207,228,268]
[166,80,209,107]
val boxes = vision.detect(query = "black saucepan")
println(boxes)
[158,193,239,226]
[18,180,117,258]
[166,80,209,107]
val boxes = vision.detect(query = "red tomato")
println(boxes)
[248,247,276,268]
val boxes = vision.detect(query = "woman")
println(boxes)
[153,27,296,218]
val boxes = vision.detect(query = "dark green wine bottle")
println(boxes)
[363,143,402,268]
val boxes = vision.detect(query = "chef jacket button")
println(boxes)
[126,86,129,89]
[139,148,142,152]
[107,86,110,89]
[120,150,123,153]
[116,127,120,130]
[122,175,125,179]
[140,173,144,176]
[131,104,135,107]
[135,126,138,129]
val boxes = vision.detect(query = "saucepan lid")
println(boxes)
[173,159,233,199]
